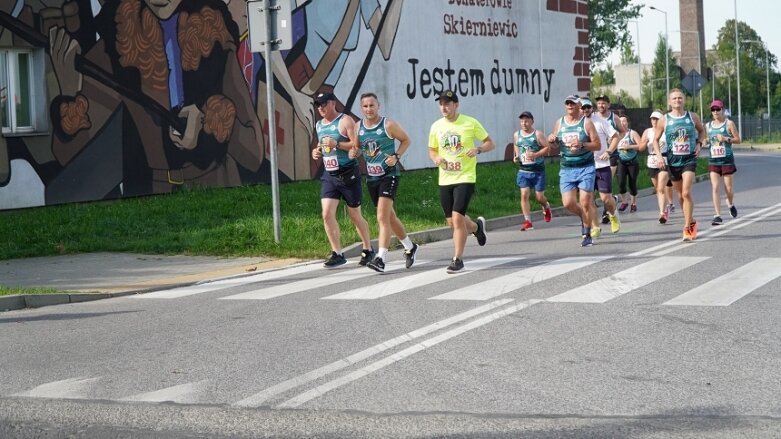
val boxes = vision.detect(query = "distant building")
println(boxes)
[608,63,651,102]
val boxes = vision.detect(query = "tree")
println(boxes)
[591,64,616,88]
[620,39,639,65]
[588,0,642,65]
[641,33,681,110]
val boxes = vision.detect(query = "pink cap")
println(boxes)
[710,100,724,109]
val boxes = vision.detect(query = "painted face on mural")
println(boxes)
[144,0,183,20]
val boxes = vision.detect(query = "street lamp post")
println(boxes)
[734,0,742,137]
[629,20,642,106]
[742,39,771,120]
[675,30,704,121]
[649,6,670,103]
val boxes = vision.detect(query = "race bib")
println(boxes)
[323,156,339,172]
[443,159,463,172]
[520,152,535,165]
[647,154,657,168]
[563,134,579,148]
[711,145,727,158]
[367,163,386,177]
[672,141,691,156]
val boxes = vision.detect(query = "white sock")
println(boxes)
[524,215,531,221]
[400,236,413,250]
[378,248,388,260]
[335,249,342,255]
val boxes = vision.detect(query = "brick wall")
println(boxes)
[547,0,590,93]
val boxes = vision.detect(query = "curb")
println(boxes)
[0,291,138,313]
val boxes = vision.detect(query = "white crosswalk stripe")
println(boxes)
[219,260,427,301]
[547,256,709,303]
[430,256,613,301]
[664,258,781,306]
[322,257,519,300]
[133,262,325,299]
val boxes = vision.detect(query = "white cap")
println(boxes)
[650,111,663,119]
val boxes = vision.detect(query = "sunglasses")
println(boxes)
[711,107,722,112]
[582,106,593,110]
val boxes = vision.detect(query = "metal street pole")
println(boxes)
[734,0,742,137]
[650,7,670,104]
[264,0,282,243]
[742,40,772,129]
[629,20,642,106]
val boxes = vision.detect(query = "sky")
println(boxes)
[606,0,780,67]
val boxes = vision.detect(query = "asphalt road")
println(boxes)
[1,151,780,438]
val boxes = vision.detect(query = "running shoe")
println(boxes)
[581,234,593,247]
[668,203,675,212]
[601,210,610,224]
[689,221,698,240]
[590,226,602,238]
[474,216,487,246]
[323,251,347,268]
[446,257,464,273]
[712,216,723,226]
[359,249,375,266]
[366,256,385,273]
[543,206,553,222]
[682,227,693,242]
[729,205,738,218]
[404,243,418,269]
[520,219,534,231]
[618,202,629,212]
[630,204,637,213]
[609,213,621,233]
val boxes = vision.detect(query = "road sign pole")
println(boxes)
[264,0,281,243]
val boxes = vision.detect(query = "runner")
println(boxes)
[350,92,419,272]
[512,111,553,231]
[653,89,707,241]
[595,94,625,224]
[428,89,495,273]
[311,92,374,267]
[705,99,741,225]
[641,111,674,223]
[547,95,601,247]
[616,115,644,213]
[581,98,620,237]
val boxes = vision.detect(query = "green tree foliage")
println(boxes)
[706,19,778,117]
[641,33,680,110]
[588,0,642,65]
[591,64,616,88]
[620,39,639,65]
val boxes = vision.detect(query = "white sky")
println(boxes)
[606,0,780,67]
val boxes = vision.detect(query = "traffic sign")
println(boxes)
[681,69,708,96]
[247,0,293,52]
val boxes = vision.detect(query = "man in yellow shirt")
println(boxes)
[428,90,495,273]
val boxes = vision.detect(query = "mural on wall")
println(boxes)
[0,0,587,210]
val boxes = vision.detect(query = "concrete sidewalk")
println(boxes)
[2,143,778,312]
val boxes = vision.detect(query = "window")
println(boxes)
[1,48,47,135]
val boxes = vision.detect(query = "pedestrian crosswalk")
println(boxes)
[126,253,781,308]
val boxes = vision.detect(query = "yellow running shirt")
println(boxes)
[428,114,489,185]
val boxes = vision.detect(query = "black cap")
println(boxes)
[434,89,459,103]
[314,92,336,105]
[595,94,610,103]
[518,111,534,120]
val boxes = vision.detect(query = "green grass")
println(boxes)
[0,158,708,261]
[0,286,65,296]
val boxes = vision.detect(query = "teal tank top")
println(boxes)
[359,117,400,181]
[664,111,698,167]
[557,116,593,168]
[316,113,355,174]
[706,121,735,165]
[516,130,545,172]
[618,131,638,162]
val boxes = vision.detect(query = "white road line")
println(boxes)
[11,377,101,399]
[220,260,416,301]
[630,202,781,258]
[134,262,325,299]
[120,380,208,403]
[429,256,613,301]
[233,299,513,407]
[322,257,519,300]
[664,258,781,306]
[276,299,542,408]
[547,256,709,303]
